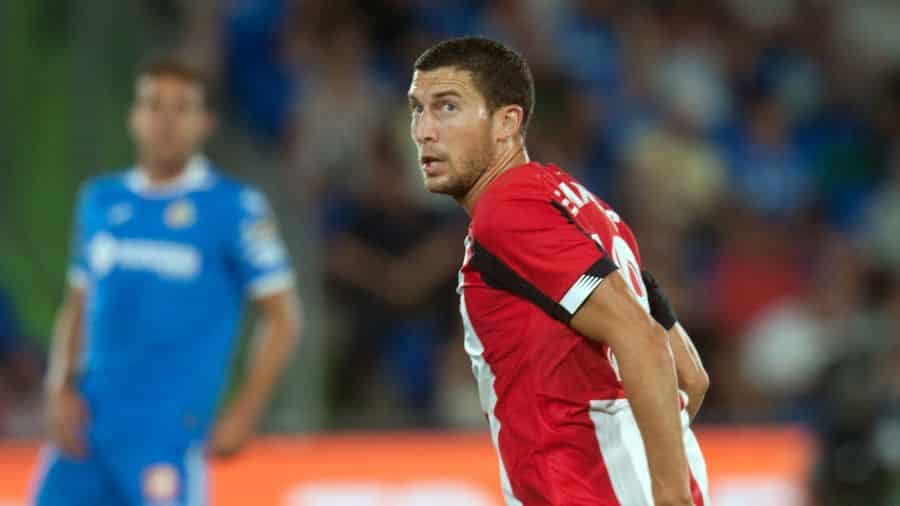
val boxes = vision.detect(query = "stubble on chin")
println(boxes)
[424,139,495,198]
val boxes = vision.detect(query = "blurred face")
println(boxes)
[129,74,212,173]
[408,68,496,197]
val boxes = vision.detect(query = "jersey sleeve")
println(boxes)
[66,183,93,290]
[227,187,295,299]
[471,194,618,323]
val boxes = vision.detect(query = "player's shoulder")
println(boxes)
[76,169,134,207]
[479,161,585,209]
[481,162,563,204]
[471,162,570,238]
[205,166,272,218]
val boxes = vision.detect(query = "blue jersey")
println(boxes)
[68,157,294,445]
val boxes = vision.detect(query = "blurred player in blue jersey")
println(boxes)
[32,57,302,506]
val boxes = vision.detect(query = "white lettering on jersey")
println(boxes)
[88,232,201,280]
[557,182,597,216]
[610,236,648,310]
[604,209,621,224]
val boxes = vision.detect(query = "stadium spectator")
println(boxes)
[0,286,43,437]
[322,132,464,426]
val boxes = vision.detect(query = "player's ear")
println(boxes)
[202,110,218,138]
[495,105,524,142]
[127,103,140,136]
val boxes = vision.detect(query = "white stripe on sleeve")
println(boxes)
[67,267,88,290]
[559,274,604,314]
[248,270,295,298]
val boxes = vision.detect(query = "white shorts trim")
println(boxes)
[589,399,710,506]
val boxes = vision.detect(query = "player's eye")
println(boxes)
[442,102,458,112]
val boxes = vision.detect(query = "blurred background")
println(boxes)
[4,0,900,504]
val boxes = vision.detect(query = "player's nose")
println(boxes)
[412,110,438,144]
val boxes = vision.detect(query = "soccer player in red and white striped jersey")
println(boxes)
[408,37,710,506]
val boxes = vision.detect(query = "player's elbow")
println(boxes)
[608,311,674,370]
[637,322,677,369]
[617,299,672,356]
[280,297,303,349]
[683,366,709,401]
[262,290,303,350]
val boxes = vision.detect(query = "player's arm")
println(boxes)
[238,290,301,417]
[211,289,301,457]
[45,183,93,458]
[45,285,90,458]
[212,188,302,456]
[642,270,708,422]
[668,323,708,421]
[571,275,693,506]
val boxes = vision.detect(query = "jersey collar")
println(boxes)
[126,156,212,198]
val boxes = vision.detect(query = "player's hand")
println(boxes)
[209,404,256,458]
[46,384,89,459]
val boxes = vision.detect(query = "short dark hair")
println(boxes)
[414,37,535,137]
[135,55,211,108]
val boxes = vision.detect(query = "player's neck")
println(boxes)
[459,145,529,215]
[140,157,191,186]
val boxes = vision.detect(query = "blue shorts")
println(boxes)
[32,438,206,506]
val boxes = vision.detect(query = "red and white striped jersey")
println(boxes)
[458,162,709,506]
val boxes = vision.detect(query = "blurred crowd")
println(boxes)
[0,286,43,438]
[222,1,900,500]
[7,0,900,502]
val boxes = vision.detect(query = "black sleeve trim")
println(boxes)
[469,240,618,324]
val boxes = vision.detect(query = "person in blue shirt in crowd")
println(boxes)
[33,56,302,506]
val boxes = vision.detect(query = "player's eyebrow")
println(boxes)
[407,89,464,109]
[432,90,463,100]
